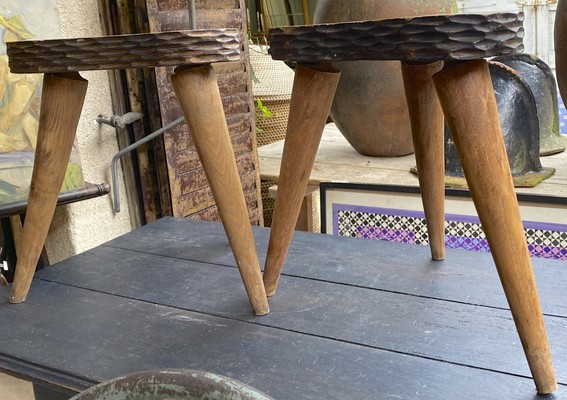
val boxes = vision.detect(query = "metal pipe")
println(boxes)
[97,112,143,128]
[188,0,196,30]
[111,116,185,212]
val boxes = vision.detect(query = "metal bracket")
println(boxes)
[111,115,185,213]
[97,112,144,128]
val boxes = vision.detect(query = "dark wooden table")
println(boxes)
[0,217,566,399]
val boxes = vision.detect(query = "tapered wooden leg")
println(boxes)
[10,72,88,303]
[433,60,556,394]
[263,63,340,297]
[401,61,445,261]
[171,64,269,316]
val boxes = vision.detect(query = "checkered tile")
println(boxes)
[335,208,567,260]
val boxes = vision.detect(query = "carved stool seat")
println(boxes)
[264,13,557,394]
[6,29,269,315]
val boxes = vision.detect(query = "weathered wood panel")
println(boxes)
[176,154,260,214]
[98,0,262,223]
[99,0,182,222]
[2,278,547,399]
[97,0,144,228]
[145,0,263,224]
[175,132,253,174]
[35,241,567,384]
[175,171,260,217]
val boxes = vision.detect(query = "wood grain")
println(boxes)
[433,59,556,394]
[401,61,445,260]
[31,239,567,387]
[104,217,567,319]
[171,64,268,315]
[263,63,340,296]
[145,0,262,225]
[269,13,524,63]
[10,72,88,303]
[2,275,558,399]
[7,29,241,74]
[3,217,566,398]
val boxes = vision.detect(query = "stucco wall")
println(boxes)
[44,0,133,263]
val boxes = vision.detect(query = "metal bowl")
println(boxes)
[69,369,273,400]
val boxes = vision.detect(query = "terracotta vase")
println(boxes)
[313,0,457,156]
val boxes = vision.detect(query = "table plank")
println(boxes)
[0,280,560,399]
[33,218,567,384]
[34,243,567,385]
[101,217,567,317]
[3,217,567,398]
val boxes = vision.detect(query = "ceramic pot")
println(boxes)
[313,0,457,156]
[70,369,273,400]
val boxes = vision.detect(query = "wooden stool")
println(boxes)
[264,13,557,394]
[6,30,269,315]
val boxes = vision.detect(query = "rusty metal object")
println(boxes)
[443,61,555,188]
[69,369,273,400]
[312,0,456,157]
[269,13,524,63]
[7,29,241,74]
[494,54,567,156]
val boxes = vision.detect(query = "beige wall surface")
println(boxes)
[44,0,133,263]
[0,372,34,400]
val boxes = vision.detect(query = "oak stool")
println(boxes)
[6,29,269,315]
[264,13,557,394]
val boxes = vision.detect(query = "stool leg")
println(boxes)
[401,61,445,261]
[10,72,88,303]
[263,63,340,296]
[433,60,556,394]
[171,64,269,316]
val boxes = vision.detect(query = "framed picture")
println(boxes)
[0,0,86,204]
[320,182,567,260]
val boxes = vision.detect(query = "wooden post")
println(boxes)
[171,64,269,316]
[10,72,88,303]
[259,0,271,31]
[268,185,320,232]
[301,0,311,25]
[555,0,567,105]
[401,61,445,260]
[263,63,340,297]
[433,60,557,395]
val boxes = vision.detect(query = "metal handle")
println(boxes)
[97,112,144,128]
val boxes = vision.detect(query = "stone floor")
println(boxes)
[1,372,35,400]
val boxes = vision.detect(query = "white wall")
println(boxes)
[457,0,558,70]
[43,0,133,263]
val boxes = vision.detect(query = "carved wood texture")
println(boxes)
[7,29,241,74]
[269,13,524,63]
